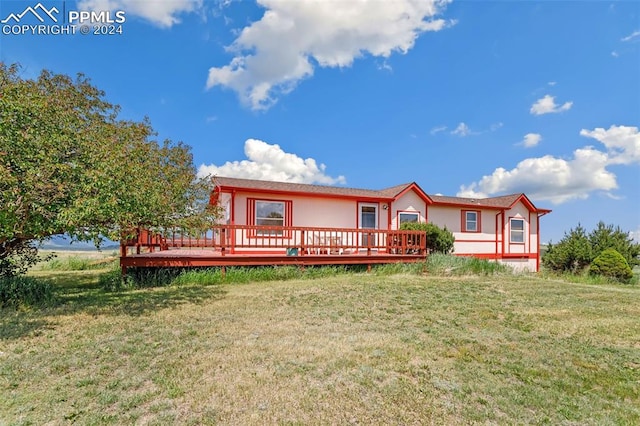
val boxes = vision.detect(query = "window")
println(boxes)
[462,210,480,232]
[399,212,419,225]
[248,199,292,236]
[360,205,377,229]
[510,218,525,243]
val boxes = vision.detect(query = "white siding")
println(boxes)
[391,191,427,229]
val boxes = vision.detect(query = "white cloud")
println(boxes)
[630,227,640,243]
[206,0,454,110]
[77,0,202,27]
[621,30,640,42]
[530,94,573,115]
[458,125,639,204]
[430,125,447,135]
[611,51,619,58]
[197,138,346,185]
[451,122,473,137]
[490,122,504,131]
[580,125,640,165]
[520,133,542,148]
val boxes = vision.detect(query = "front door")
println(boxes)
[359,203,378,247]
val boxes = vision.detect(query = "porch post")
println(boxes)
[221,227,226,256]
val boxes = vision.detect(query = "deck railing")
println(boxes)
[125,225,427,256]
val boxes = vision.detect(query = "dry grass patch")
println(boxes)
[1,271,639,424]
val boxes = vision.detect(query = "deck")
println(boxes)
[120,225,427,273]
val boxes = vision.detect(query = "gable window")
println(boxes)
[462,210,481,232]
[510,218,525,243]
[399,212,420,226]
[248,198,292,236]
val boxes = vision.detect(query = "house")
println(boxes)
[212,176,551,272]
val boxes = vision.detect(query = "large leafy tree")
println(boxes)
[0,64,216,276]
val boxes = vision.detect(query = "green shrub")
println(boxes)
[0,276,55,309]
[542,224,592,273]
[589,222,640,267]
[543,222,640,274]
[400,222,454,254]
[99,268,127,291]
[589,248,634,282]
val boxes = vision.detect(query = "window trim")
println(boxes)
[398,211,420,227]
[509,217,525,244]
[461,210,481,233]
[247,198,292,238]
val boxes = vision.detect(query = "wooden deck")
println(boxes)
[120,225,427,273]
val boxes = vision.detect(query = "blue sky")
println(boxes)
[1,0,639,243]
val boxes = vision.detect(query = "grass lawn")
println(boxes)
[1,270,639,424]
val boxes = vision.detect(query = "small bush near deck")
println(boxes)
[399,222,454,254]
[589,248,634,282]
[0,276,55,309]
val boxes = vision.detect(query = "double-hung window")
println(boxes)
[462,210,480,232]
[510,218,525,243]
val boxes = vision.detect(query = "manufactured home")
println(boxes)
[120,177,550,273]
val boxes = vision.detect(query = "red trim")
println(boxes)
[393,182,433,204]
[230,191,236,253]
[218,185,391,203]
[453,253,537,260]
[357,202,379,230]
[218,185,552,214]
[461,210,481,233]
[502,210,507,254]
[536,214,540,272]
[502,253,536,259]
[387,202,393,230]
[432,195,552,214]
[508,216,526,246]
[528,211,532,252]
[495,211,502,260]
[247,198,293,238]
[397,210,421,227]
[231,249,288,255]
[230,191,236,224]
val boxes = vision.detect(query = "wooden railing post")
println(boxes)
[135,227,141,255]
[221,227,226,256]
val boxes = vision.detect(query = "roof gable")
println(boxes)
[429,193,550,213]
